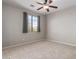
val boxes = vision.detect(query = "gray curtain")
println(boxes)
[37,16,40,32]
[23,12,28,33]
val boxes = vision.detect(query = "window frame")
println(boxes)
[23,12,40,33]
[28,14,39,32]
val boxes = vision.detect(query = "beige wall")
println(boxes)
[47,6,76,46]
[2,4,46,48]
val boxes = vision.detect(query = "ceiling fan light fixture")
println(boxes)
[35,0,58,12]
[43,5,49,9]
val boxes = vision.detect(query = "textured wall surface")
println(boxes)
[47,6,76,46]
[2,4,46,48]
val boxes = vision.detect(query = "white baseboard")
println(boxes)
[47,39,76,47]
[3,39,75,50]
[3,39,45,50]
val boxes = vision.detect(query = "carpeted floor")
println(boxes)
[2,41,76,59]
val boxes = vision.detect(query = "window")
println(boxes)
[23,12,40,33]
[32,16,38,32]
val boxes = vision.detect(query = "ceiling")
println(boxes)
[2,0,76,14]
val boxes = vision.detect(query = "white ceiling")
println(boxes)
[3,0,76,14]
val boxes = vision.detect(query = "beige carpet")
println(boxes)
[2,41,76,59]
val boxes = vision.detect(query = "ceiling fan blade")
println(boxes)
[49,0,52,4]
[36,2,43,5]
[44,0,48,4]
[46,9,49,12]
[37,7,43,10]
[49,6,58,8]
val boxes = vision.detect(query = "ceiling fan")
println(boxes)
[36,0,58,12]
